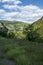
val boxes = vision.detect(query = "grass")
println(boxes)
[0,36,43,65]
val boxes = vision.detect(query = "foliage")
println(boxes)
[7,31,15,38]
[27,26,41,42]
[24,17,43,42]
[0,37,43,65]
[0,30,7,37]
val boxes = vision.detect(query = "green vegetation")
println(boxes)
[31,17,43,39]
[0,37,43,65]
[25,17,43,42]
[0,17,43,65]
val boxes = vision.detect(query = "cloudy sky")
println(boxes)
[0,0,43,23]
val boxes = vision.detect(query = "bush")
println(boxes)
[25,25,43,42]
[0,31,7,37]
[7,31,15,38]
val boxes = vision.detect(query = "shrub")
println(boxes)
[7,31,15,38]
[0,31,7,37]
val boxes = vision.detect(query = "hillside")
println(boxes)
[0,20,28,30]
[0,20,29,39]
[32,17,43,30]
[0,20,28,31]
[32,17,43,37]
[27,17,43,42]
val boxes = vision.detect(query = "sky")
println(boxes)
[0,0,43,23]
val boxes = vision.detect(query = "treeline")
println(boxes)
[0,30,15,38]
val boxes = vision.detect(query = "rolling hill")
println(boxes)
[0,20,29,39]
[27,17,43,42]
[32,17,43,38]
[0,20,28,31]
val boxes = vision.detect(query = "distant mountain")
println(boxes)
[0,20,28,30]
[0,20,29,39]
[0,20,27,24]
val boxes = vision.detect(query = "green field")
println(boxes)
[0,37,43,65]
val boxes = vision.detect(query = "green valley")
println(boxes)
[0,17,43,65]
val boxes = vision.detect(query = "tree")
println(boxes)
[7,31,15,38]
[24,25,42,42]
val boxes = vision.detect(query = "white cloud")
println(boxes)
[0,0,22,5]
[4,12,19,17]
[0,1,43,23]
[3,4,19,10]
[0,9,5,14]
